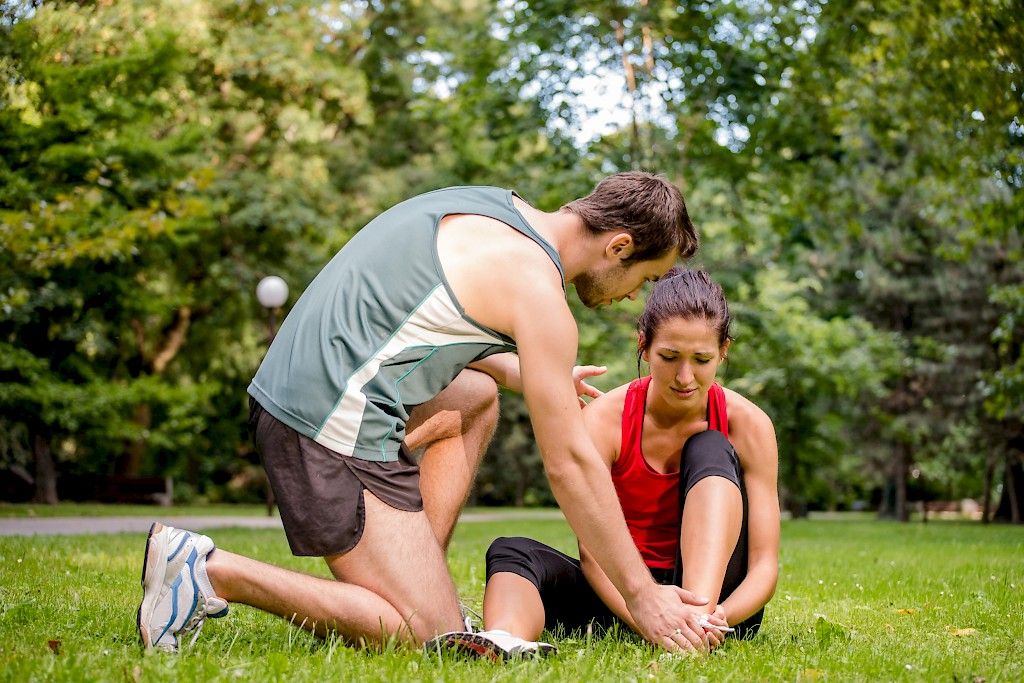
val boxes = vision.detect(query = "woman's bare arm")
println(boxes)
[470,353,606,402]
[578,541,641,632]
[718,390,780,624]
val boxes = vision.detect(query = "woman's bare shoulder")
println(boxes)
[721,386,771,426]
[582,381,634,460]
[586,381,632,416]
[721,386,777,462]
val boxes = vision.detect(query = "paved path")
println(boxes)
[0,509,565,537]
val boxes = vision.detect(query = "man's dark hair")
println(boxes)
[561,171,698,262]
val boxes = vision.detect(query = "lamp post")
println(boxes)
[256,275,289,339]
[255,275,288,516]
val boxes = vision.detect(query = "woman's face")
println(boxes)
[641,315,728,412]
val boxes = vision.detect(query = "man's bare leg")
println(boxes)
[405,368,499,549]
[205,492,463,645]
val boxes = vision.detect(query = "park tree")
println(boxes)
[753,0,1023,520]
[1,0,1018,517]
[472,0,903,514]
[0,0,584,503]
[479,0,1020,519]
[0,0,373,500]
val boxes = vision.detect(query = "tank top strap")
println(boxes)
[707,383,729,439]
[505,190,564,282]
[616,376,651,473]
[417,186,565,284]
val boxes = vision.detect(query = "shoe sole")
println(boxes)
[137,522,169,650]
[427,632,557,661]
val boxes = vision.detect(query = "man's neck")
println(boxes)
[511,196,595,283]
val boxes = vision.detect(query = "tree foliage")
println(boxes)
[1,0,1019,520]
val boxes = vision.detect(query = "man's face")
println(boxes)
[575,249,678,308]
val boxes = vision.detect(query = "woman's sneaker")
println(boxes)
[425,629,557,661]
[137,523,228,652]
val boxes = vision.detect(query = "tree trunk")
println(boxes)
[879,446,910,521]
[31,433,58,504]
[786,497,809,519]
[613,20,643,169]
[878,477,897,519]
[119,403,152,476]
[120,306,191,476]
[981,455,996,524]
[895,444,909,522]
[994,456,1024,523]
[784,402,808,518]
[513,448,528,508]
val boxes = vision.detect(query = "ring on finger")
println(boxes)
[672,628,683,635]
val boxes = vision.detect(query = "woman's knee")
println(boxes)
[681,430,741,491]
[684,430,741,466]
[485,536,546,587]
[486,536,533,570]
[684,429,732,458]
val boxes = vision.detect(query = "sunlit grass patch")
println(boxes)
[1,518,1022,681]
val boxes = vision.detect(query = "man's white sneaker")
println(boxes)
[137,523,228,652]
[425,629,557,661]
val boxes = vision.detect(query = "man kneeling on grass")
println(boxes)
[433,270,780,659]
[136,173,715,655]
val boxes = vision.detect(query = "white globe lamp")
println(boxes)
[256,275,289,309]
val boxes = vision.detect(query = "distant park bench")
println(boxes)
[58,475,174,506]
[917,498,980,522]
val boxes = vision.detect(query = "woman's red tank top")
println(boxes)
[611,376,730,569]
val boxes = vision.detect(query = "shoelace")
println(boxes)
[459,602,482,632]
[182,599,211,647]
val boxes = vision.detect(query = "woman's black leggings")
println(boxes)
[486,430,763,639]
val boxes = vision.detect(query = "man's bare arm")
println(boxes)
[511,285,707,651]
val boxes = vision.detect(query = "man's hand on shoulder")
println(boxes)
[572,365,606,407]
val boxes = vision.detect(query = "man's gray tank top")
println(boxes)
[247,186,563,462]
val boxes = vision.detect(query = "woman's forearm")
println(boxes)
[579,549,641,633]
[719,562,777,625]
[468,352,522,391]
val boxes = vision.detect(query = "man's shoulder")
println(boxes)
[410,184,505,197]
[441,216,563,287]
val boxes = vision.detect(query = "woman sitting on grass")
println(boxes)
[454,269,780,657]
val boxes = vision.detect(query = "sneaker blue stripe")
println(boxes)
[156,573,184,646]
[184,550,200,630]
[167,533,190,561]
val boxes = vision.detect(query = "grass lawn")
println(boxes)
[0,503,273,518]
[0,503,553,518]
[1,517,1022,682]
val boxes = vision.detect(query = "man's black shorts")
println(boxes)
[248,397,423,557]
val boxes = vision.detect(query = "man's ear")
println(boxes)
[605,232,635,261]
